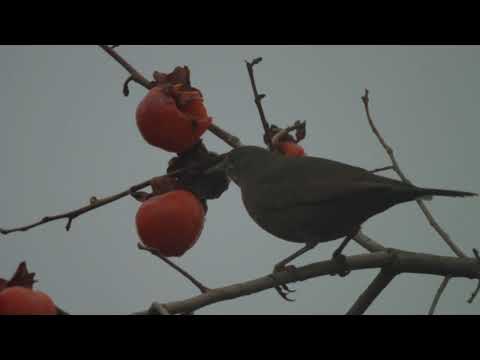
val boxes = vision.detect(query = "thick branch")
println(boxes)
[135,250,480,315]
[428,276,451,315]
[346,269,396,315]
[361,89,466,258]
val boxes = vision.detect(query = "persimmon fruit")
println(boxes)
[278,141,305,157]
[0,286,56,315]
[136,86,212,153]
[135,190,205,257]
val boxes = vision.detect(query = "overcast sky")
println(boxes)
[0,45,479,314]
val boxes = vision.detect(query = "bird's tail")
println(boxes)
[416,187,478,200]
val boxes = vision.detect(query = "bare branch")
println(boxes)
[0,160,219,236]
[361,89,467,258]
[369,165,394,174]
[346,269,396,315]
[134,250,480,315]
[138,243,210,293]
[0,179,152,235]
[353,231,386,252]
[207,123,243,149]
[99,45,242,149]
[428,276,451,315]
[99,45,152,89]
[245,58,273,150]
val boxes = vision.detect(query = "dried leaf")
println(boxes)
[167,66,191,88]
[167,141,230,200]
[7,262,36,289]
[294,120,306,143]
[150,176,178,196]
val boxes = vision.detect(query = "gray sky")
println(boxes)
[0,45,479,314]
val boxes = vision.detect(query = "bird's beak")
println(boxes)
[203,154,229,175]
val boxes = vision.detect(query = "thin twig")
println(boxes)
[361,89,467,258]
[346,269,396,315]
[467,280,480,304]
[99,45,242,149]
[208,123,243,148]
[138,243,210,293]
[369,165,394,174]
[99,45,152,89]
[245,57,273,150]
[0,179,152,235]
[428,276,451,315]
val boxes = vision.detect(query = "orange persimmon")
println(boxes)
[0,286,56,315]
[135,190,205,257]
[278,142,305,157]
[136,86,212,153]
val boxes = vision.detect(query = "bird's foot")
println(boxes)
[269,265,298,302]
[331,253,351,277]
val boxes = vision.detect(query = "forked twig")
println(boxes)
[361,89,466,258]
[245,57,273,150]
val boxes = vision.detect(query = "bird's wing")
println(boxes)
[249,155,413,209]
[255,180,396,210]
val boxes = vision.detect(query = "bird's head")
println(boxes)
[204,146,275,185]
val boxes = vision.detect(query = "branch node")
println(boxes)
[65,218,73,231]
[473,248,480,262]
[251,57,263,66]
[149,302,171,315]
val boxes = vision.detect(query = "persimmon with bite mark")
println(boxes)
[278,142,305,157]
[135,190,205,257]
[136,86,212,153]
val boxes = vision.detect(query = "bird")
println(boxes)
[207,145,477,299]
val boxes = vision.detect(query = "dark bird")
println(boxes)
[208,146,477,298]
